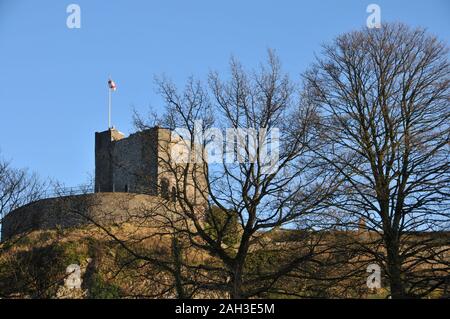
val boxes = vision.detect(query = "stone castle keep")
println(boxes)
[1,127,206,241]
[96,127,167,195]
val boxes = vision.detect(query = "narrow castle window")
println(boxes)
[171,186,177,202]
[161,178,169,200]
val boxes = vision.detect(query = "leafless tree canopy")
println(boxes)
[0,155,45,231]
[129,51,342,298]
[303,23,450,298]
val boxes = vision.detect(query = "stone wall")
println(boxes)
[1,193,166,241]
[95,128,125,192]
[94,127,208,205]
[112,129,158,194]
[95,128,160,195]
[157,129,208,205]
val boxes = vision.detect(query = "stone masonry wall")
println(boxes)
[95,128,160,195]
[112,129,158,194]
[1,193,166,241]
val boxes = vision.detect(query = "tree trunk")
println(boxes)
[230,264,244,299]
[385,239,406,299]
[172,237,186,299]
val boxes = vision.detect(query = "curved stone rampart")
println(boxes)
[1,193,165,241]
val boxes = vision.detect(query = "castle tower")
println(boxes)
[94,126,208,205]
[95,127,158,194]
[95,128,125,192]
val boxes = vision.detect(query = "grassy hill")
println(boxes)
[1,225,447,299]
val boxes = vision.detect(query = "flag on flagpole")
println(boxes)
[107,77,116,129]
[108,78,117,91]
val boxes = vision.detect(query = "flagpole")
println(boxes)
[108,86,111,129]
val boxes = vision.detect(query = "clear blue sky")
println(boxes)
[0,0,449,187]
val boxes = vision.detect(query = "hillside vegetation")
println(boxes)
[5,224,442,299]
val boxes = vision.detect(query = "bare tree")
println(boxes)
[0,154,48,298]
[303,23,450,298]
[130,51,340,298]
[0,154,45,243]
